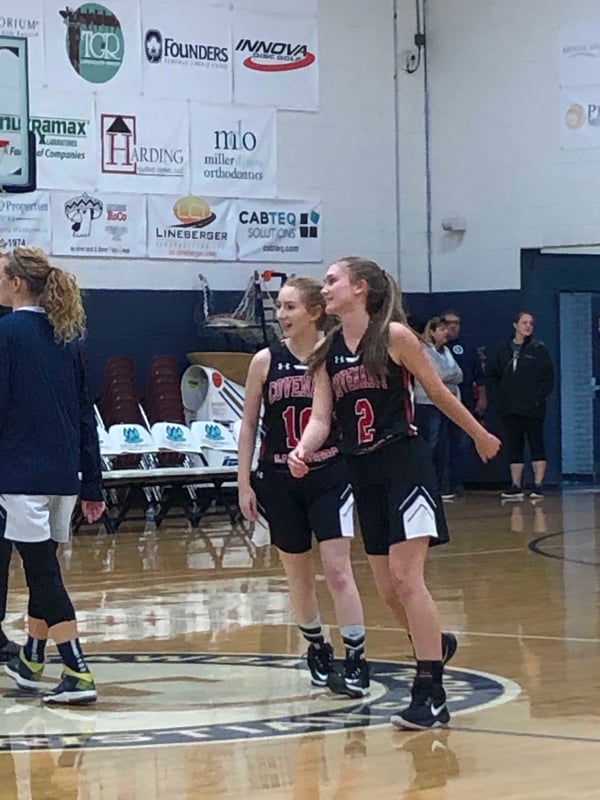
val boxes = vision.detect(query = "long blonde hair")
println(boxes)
[4,247,86,343]
[306,257,407,380]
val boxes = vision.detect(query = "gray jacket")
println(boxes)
[414,344,463,405]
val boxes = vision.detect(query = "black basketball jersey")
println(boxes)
[326,329,417,454]
[260,342,340,469]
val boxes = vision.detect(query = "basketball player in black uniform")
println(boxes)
[238,277,369,695]
[289,258,501,729]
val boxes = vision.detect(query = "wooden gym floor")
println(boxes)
[1,488,600,799]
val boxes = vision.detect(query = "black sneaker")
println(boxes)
[441,632,458,666]
[5,649,45,690]
[306,642,334,687]
[43,667,97,706]
[327,653,370,698]
[529,484,544,499]
[390,680,450,730]
[500,484,524,500]
[0,639,19,663]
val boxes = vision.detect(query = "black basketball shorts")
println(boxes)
[253,459,354,554]
[347,436,450,556]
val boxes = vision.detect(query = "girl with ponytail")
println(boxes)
[0,247,103,706]
[289,257,501,730]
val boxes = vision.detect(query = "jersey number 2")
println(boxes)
[282,406,312,448]
[355,398,375,444]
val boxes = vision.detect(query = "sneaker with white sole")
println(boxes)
[501,484,524,500]
[391,679,450,730]
[5,649,45,690]
[327,653,370,698]
[42,667,97,706]
[306,643,334,687]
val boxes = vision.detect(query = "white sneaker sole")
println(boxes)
[43,690,97,705]
[4,663,44,691]
[390,714,449,730]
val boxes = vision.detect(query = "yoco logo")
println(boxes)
[64,193,103,237]
[144,28,228,66]
[235,39,315,72]
[100,114,185,177]
[59,3,125,84]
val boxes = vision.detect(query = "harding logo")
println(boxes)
[100,114,184,177]
[236,39,315,72]
[144,28,228,66]
[59,4,125,84]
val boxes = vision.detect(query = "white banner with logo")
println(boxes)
[233,0,317,16]
[236,198,321,262]
[96,98,190,194]
[50,191,145,257]
[560,28,600,87]
[0,190,50,250]
[0,0,45,90]
[560,87,600,149]
[31,92,96,190]
[141,0,232,103]
[43,0,141,95]
[147,194,237,260]
[190,104,276,198]
[233,12,318,110]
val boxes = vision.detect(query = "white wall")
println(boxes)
[397,0,600,292]
[64,0,398,291]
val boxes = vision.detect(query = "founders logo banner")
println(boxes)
[190,104,276,198]
[50,191,146,257]
[233,11,318,110]
[31,92,95,190]
[97,98,190,194]
[44,0,141,94]
[236,198,321,262]
[0,191,50,252]
[147,194,237,260]
[142,0,232,103]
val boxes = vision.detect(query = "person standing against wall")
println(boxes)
[0,246,105,705]
[490,311,554,499]
[440,311,488,496]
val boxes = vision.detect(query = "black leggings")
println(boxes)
[15,540,75,628]
[501,414,546,463]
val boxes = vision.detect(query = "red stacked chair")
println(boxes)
[142,356,185,466]
[98,357,143,468]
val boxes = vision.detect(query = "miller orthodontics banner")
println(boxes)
[232,11,318,110]
[190,103,277,199]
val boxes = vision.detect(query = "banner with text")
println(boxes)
[560,87,600,149]
[147,194,237,260]
[0,191,50,251]
[44,0,142,95]
[236,198,321,262]
[31,92,96,190]
[96,98,190,194]
[190,103,276,198]
[0,0,45,90]
[233,11,318,110]
[560,28,600,87]
[141,0,232,103]
[50,191,146,257]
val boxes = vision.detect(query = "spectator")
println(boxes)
[490,311,554,499]
[414,317,463,499]
[440,310,488,495]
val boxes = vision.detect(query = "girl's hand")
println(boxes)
[288,446,309,478]
[239,486,258,522]
[475,431,501,463]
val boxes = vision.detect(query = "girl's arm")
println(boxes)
[288,365,333,477]
[389,323,501,462]
[237,349,269,520]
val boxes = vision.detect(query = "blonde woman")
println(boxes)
[0,247,104,705]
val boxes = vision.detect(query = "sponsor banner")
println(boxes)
[0,0,45,89]
[560,87,600,149]
[147,194,237,260]
[0,190,50,251]
[233,0,317,16]
[560,28,600,87]
[190,104,276,198]
[233,11,318,111]
[236,198,321,262]
[31,92,95,190]
[142,0,232,103]
[97,98,190,194]
[44,0,141,94]
[50,191,146,257]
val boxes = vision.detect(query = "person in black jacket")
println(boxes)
[490,312,554,499]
